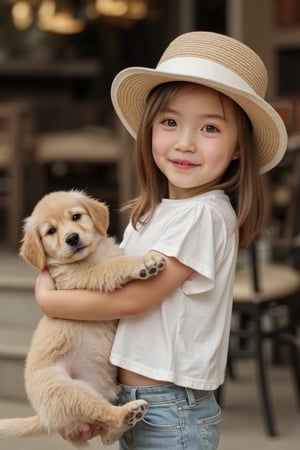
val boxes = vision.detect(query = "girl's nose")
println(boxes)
[175,135,196,152]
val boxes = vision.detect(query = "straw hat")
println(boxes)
[111,31,288,173]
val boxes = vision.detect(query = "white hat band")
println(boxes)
[157,57,257,96]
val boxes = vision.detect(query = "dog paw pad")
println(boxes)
[148,265,158,274]
[124,400,148,427]
[157,259,165,269]
[138,256,166,279]
[139,268,148,278]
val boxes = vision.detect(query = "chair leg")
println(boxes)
[289,341,300,408]
[254,309,277,437]
[288,301,300,408]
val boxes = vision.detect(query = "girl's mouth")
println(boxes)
[171,159,199,169]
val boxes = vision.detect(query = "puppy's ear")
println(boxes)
[20,223,47,270]
[81,195,109,236]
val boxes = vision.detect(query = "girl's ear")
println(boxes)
[232,148,240,160]
[19,225,47,270]
[80,195,109,236]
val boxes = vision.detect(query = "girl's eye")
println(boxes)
[72,213,81,221]
[202,124,218,133]
[162,118,177,127]
[47,227,56,236]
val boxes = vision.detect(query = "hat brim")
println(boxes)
[111,65,287,173]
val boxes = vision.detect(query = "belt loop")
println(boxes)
[185,388,196,407]
[130,387,137,401]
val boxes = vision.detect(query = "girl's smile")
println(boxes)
[170,159,200,170]
[152,84,239,199]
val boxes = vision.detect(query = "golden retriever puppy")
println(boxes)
[0,190,165,447]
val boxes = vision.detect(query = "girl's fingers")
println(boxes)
[58,424,102,441]
[80,423,102,440]
[58,428,67,440]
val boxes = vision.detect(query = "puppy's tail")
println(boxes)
[0,415,45,438]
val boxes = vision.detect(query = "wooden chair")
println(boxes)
[272,133,300,268]
[228,242,300,436]
[0,101,35,250]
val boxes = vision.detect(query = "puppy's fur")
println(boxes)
[0,190,165,447]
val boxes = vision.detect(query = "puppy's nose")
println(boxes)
[66,232,80,247]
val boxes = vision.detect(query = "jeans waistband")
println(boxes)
[119,383,212,407]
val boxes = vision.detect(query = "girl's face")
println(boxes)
[152,85,239,199]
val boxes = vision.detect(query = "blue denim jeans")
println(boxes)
[118,383,221,450]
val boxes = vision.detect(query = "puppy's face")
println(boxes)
[39,204,100,263]
[20,191,109,270]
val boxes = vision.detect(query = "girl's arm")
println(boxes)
[35,251,193,321]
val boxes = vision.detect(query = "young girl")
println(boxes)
[35,32,287,449]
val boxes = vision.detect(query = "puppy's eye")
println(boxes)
[72,213,81,221]
[47,227,56,235]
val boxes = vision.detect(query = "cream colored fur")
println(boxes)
[0,190,165,447]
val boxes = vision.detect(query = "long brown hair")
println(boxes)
[125,82,266,248]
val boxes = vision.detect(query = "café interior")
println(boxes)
[0,1,299,449]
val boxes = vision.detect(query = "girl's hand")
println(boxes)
[36,269,56,292]
[59,424,102,441]
[35,269,56,312]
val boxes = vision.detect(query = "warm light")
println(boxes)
[9,0,148,35]
[127,0,147,19]
[11,0,33,29]
[95,0,129,17]
[37,0,85,34]
[38,0,56,19]
[39,12,85,34]
[96,0,148,20]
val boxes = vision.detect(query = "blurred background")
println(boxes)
[0,1,300,449]
[0,0,299,243]
[0,0,228,242]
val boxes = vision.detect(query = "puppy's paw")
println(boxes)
[124,399,148,427]
[100,400,148,445]
[138,255,165,279]
[111,254,165,289]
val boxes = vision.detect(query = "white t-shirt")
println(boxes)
[110,190,238,390]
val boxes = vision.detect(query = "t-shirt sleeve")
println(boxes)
[151,203,228,295]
